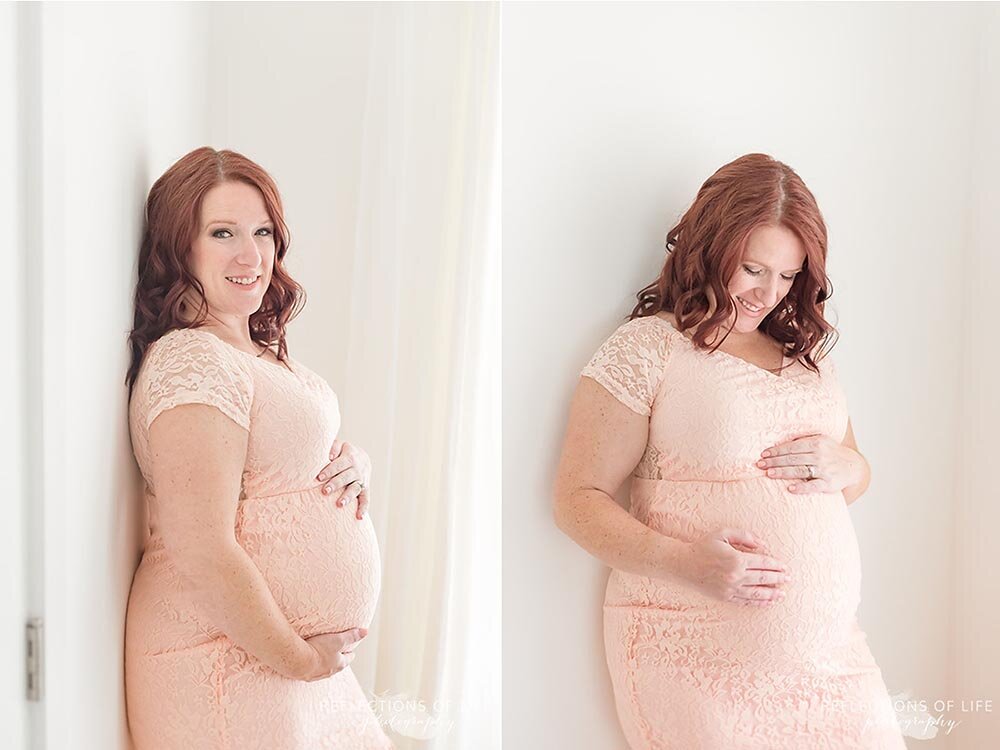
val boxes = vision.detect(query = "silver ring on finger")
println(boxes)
[805,464,815,479]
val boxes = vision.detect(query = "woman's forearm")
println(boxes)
[842,452,871,506]
[174,542,315,680]
[554,488,691,582]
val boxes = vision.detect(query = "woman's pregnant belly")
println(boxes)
[236,487,382,638]
[606,476,863,667]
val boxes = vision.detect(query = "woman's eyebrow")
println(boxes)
[204,218,274,228]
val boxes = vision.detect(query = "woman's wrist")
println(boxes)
[291,639,321,681]
[653,532,694,585]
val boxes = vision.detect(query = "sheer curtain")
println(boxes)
[337,5,500,749]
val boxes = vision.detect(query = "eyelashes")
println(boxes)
[212,228,273,239]
[743,265,797,282]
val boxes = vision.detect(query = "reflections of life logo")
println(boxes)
[885,689,962,739]
[369,690,455,740]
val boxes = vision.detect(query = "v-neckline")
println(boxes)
[653,314,794,382]
[186,328,297,375]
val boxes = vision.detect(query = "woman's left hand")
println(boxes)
[316,439,372,519]
[756,433,864,494]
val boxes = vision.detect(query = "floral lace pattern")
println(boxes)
[126,328,393,749]
[581,316,906,749]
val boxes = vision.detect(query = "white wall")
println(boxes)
[205,2,375,392]
[14,3,212,748]
[1,3,30,748]
[503,3,993,748]
[956,6,1000,750]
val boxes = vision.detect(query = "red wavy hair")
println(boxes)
[631,153,837,374]
[125,147,306,394]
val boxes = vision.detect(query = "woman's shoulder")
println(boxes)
[148,327,242,359]
[132,327,255,429]
[582,313,677,416]
[139,327,249,384]
[601,312,681,349]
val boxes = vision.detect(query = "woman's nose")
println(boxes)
[756,280,781,307]
[237,236,263,266]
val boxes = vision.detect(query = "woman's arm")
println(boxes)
[840,417,871,507]
[552,377,692,582]
[149,404,316,680]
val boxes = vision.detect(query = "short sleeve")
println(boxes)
[580,317,671,417]
[143,330,254,432]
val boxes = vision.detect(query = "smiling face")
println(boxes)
[721,223,807,335]
[185,180,276,337]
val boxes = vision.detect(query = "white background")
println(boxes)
[503,3,998,749]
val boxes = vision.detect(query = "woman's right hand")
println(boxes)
[677,528,791,606]
[300,627,369,681]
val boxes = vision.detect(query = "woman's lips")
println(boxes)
[737,296,765,316]
[226,275,261,290]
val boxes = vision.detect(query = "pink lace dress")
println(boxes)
[581,315,905,750]
[125,327,393,749]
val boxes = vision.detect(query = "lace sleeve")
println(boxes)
[144,330,254,432]
[580,317,671,417]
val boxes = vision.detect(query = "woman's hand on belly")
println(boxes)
[316,438,372,520]
[677,527,793,606]
[299,627,369,682]
[756,433,866,495]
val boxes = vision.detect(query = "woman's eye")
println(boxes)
[744,266,797,281]
[211,228,272,238]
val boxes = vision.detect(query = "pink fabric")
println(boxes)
[582,316,906,750]
[125,328,393,749]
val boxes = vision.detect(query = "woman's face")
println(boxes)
[186,180,276,330]
[723,223,806,335]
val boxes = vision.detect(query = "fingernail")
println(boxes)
[762,450,771,457]
[318,474,326,481]
[323,486,331,495]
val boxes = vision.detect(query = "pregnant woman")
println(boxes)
[124,147,393,749]
[553,154,905,748]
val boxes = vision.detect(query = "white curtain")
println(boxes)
[338,4,500,749]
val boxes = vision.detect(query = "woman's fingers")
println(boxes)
[335,480,363,508]
[763,464,817,479]
[356,488,369,520]
[743,554,788,573]
[732,585,786,604]
[322,466,361,496]
[333,627,367,650]
[758,451,818,469]
[317,454,354,483]
[336,650,356,673]
[743,569,790,587]
[328,439,344,461]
